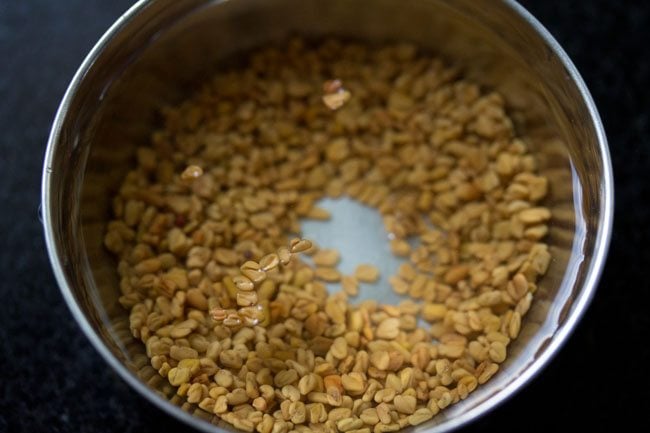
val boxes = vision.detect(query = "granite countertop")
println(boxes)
[0,1,647,431]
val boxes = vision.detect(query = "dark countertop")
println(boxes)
[0,1,647,432]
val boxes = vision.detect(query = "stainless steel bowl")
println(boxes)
[42,0,613,431]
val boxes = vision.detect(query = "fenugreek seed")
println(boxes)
[376,403,391,425]
[220,350,243,369]
[374,388,395,403]
[437,392,452,409]
[407,408,433,426]
[489,341,507,363]
[393,395,416,414]
[233,418,255,432]
[341,373,366,395]
[168,366,191,386]
[313,249,340,267]
[233,275,255,291]
[376,318,400,340]
[508,311,522,339]
[329,407,353,422]
[223,313,243,328]
[331,337,349,360]
[290,238,313,253]
[519,207,551,224]
[237,290,259,307]
[278,247,292,265]
[338,417,364,432]
[242,268,267,284]
[275,369,299,387]
[198,397,216,413]
[360,408,379,425]
[342,276,359,296]
[355,264,380,283]
[390,239,410,257]
[443,265,469,285]
[298,373,318,395]
[315,267,341,282]
[389,276,409,295]
[478,362,499,384]
[170,319,198,338]
[170,345,199,361]
[369,351,390,370]
[227,388,249,405]
[421,303,447,322]
[510,273,529,300]
[259,253,280,271]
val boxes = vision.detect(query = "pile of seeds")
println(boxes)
[105,38,552,433]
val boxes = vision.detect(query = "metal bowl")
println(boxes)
[42,0,613,431]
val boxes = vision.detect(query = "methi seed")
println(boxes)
[106,38,552,433]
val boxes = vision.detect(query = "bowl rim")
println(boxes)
[41,0,613,431]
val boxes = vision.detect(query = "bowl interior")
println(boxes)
[44,0,610,431]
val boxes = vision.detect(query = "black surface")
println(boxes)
[0,1,647,432]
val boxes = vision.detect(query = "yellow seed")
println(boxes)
[408,408,433,426]
[180,165,203,181]
[355,264,380,283]
[376,318,400,339]
[390,239,410,256]
[290,238,313,253]
[519,207,551,224]
[421,303,447,322]
[237,290,259,307]
[278,247,292,265]
[315,267,341,282]
[233,275,255,291]
[242,268,267,284]
[259,253,280,271]
[369,351,390,370]
[313,249,340,267]
[393,395,416,414]
[342,276,359,296]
